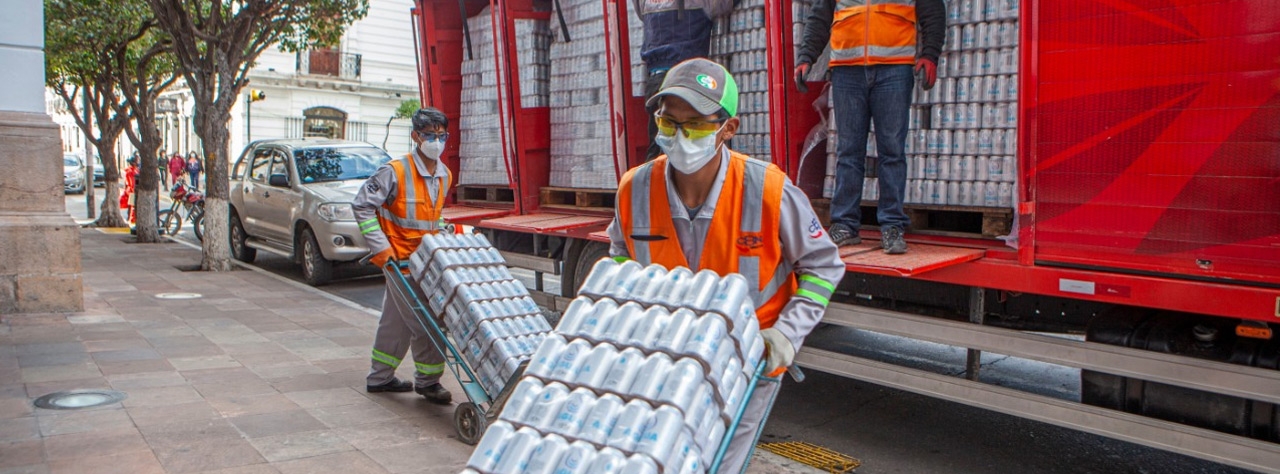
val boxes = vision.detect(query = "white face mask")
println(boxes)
[655,125,722,174]
[417,139,445,161]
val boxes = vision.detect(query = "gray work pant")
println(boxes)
[367,277,446,387]
[719,377,781,473]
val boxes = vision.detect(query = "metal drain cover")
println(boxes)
[155,292,202,300]
[33,390,127,410]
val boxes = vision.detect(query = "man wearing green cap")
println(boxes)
[607,57,846,471]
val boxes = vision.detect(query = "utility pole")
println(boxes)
[83,88,95,219]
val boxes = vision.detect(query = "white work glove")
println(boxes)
[761,328,795,378]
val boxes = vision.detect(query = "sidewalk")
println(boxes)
[0,228,822,474]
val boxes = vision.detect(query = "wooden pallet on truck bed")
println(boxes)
[811,199,1013,239]
[456,185,516,207]
[539,186,617,214]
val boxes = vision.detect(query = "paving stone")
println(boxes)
[20,364,101,384]
[126,400,222,428]
[106,371,187,390]
[272,450,388,474]
[194,463,280,474]
[229,409,327,439]
[283,388,370,409]
[207,394,300,418]
[90,348,161,362]
[95,359,176,376]
[36,408,134,436]
[47,449,164,474]
[364,439,470,474]
[0,398,33,419]
[16,353,90,369]
[333,419,427,452]
[120,385,205,408]
[0,417,38,443]
[170,355,243,371]
[248,430,354,463]
[24,378,111,400]
[306,400,401,429]
[0,440,44,469]
[42,426,150,461]
[151,435,267,474]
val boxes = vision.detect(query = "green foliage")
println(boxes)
[395,99,422,119]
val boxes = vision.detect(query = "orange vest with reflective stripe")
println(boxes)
[378,154,451,259]
[617,151,796,329]
[829,0,918,67]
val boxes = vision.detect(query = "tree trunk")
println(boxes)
[134,150,161,243]
[92,146,128,228]
[197,113,233,271]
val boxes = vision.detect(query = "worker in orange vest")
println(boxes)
[796,0,946,254]
[353,108,453,403]
[607,58,846,471]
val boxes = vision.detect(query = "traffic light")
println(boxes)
[249,90,266,102]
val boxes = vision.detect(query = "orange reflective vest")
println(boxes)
[829,0,918,67]
[617,151,796,329]
[376,155,451,259]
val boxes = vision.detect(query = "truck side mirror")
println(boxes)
[268,174,290,187]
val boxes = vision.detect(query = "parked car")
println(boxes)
[63,154,85,194]
[229,139,393,285]
[92,155,104,187]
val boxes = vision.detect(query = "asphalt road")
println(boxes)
[64,192,1258,473]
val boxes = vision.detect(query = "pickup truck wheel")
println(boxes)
[229,213,256,263]
[300,228,333,286]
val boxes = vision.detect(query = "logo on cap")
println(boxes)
[696,74,717,90]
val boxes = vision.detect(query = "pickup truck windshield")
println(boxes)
[294,147,392,184]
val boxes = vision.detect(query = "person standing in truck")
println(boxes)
[635,0,736,160]
[796,0,946,254]
[607,58,846,471]
[352,107,454,404]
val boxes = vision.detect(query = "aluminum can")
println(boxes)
[577,393,624,444]
[599,302,644,343]
[575,343,619,387]
[522,382,570,430]
[684,270,720,311]
[580,258,620,298]
[575,299,616,339]
[619,454,661,474]
[605,260,645,300]
[550,388,598,437]
[701,418,727,468]
[628,306,671,349]
[655,308,697,353]
[500,377,544,422]
[465,420,514,472]
[706,274,750,320]
[551,441,597,474]
[525,333,566,379]
[632,264,669,304]
[601,347,646,393]
[629,353,674,401]
[549,339,592,381]
[607,399,654,451]
[590,448,629,474]
[657,358,707,409]
[681,316,727,368]
[655,266,695,308]
[525,434,570,474]
[490,427,541,474]
[636,405,686,470]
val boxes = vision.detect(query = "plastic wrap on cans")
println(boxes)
[503,378,545,422]
[629,353,674,401]
[550,388,598,437]
[549,339,592,381]
[601,347,646,393]
[552,441,598,474]
[657,358,707,410]
[635,406,687,471]
[619,454,661,474]
[574,343,619,387]
[466,420,515,471]
[599,302,646,345]
[490,427,541,474]
[590,448,630,473]
[523,383,571,430]
[627,307,670,348]
[607,399,654,451]
[524,434,570,474]
[578,393,625,444]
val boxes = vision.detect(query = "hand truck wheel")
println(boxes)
[454,401,487,445]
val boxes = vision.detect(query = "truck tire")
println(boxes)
[229,213,256,263]
[300,227,333,286]
[571,241,611,294]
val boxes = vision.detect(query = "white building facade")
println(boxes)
[55,0,423,164]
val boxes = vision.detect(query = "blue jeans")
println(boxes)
[829,65,913,231]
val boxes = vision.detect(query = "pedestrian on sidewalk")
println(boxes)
[169,151,186,188]
[158,152,169,189]
[186,153,203,190]
[352,107,454,403]
[122,156,139,226]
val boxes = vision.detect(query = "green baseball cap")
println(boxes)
[646,58,739,118]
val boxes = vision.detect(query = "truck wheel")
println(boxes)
[229,213,256,263]
[571,242,611,295]
[300,228,333,286]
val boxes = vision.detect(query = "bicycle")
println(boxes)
[160,181,205,241]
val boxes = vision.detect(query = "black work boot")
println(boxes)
[828,224,861,247]
[882,226,908,254]
[367,378,414,393]
[416,383,453,404]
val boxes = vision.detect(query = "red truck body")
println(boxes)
[411,0,1280,323]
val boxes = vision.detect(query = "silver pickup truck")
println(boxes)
[228,139,393,285]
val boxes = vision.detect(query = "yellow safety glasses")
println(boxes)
[654,115,725,140]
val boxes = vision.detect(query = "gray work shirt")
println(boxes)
[352,150,450,255]
[606,148,847,351]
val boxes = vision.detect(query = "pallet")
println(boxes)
[811,199,1013,238]
[539,186,616,213]
[456,185,515,206]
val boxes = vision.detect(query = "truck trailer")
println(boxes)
[409,0,1280,470]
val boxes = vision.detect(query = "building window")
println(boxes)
[303,107,348,139]
[297,49,362,80]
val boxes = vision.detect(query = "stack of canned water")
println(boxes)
[548,0,617,190]
[824,0,1020,208]
[708,0,771,161]
[516,19,552,108]
[463,259,765,474]
[408,232,552,397]
[627,2,646,98]
[458,8,512,186]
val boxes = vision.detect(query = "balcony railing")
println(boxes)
[297,50,361,80]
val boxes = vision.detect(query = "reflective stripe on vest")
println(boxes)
[829,0,918,67]
[377,155,451,259]
[617,151,797,328]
